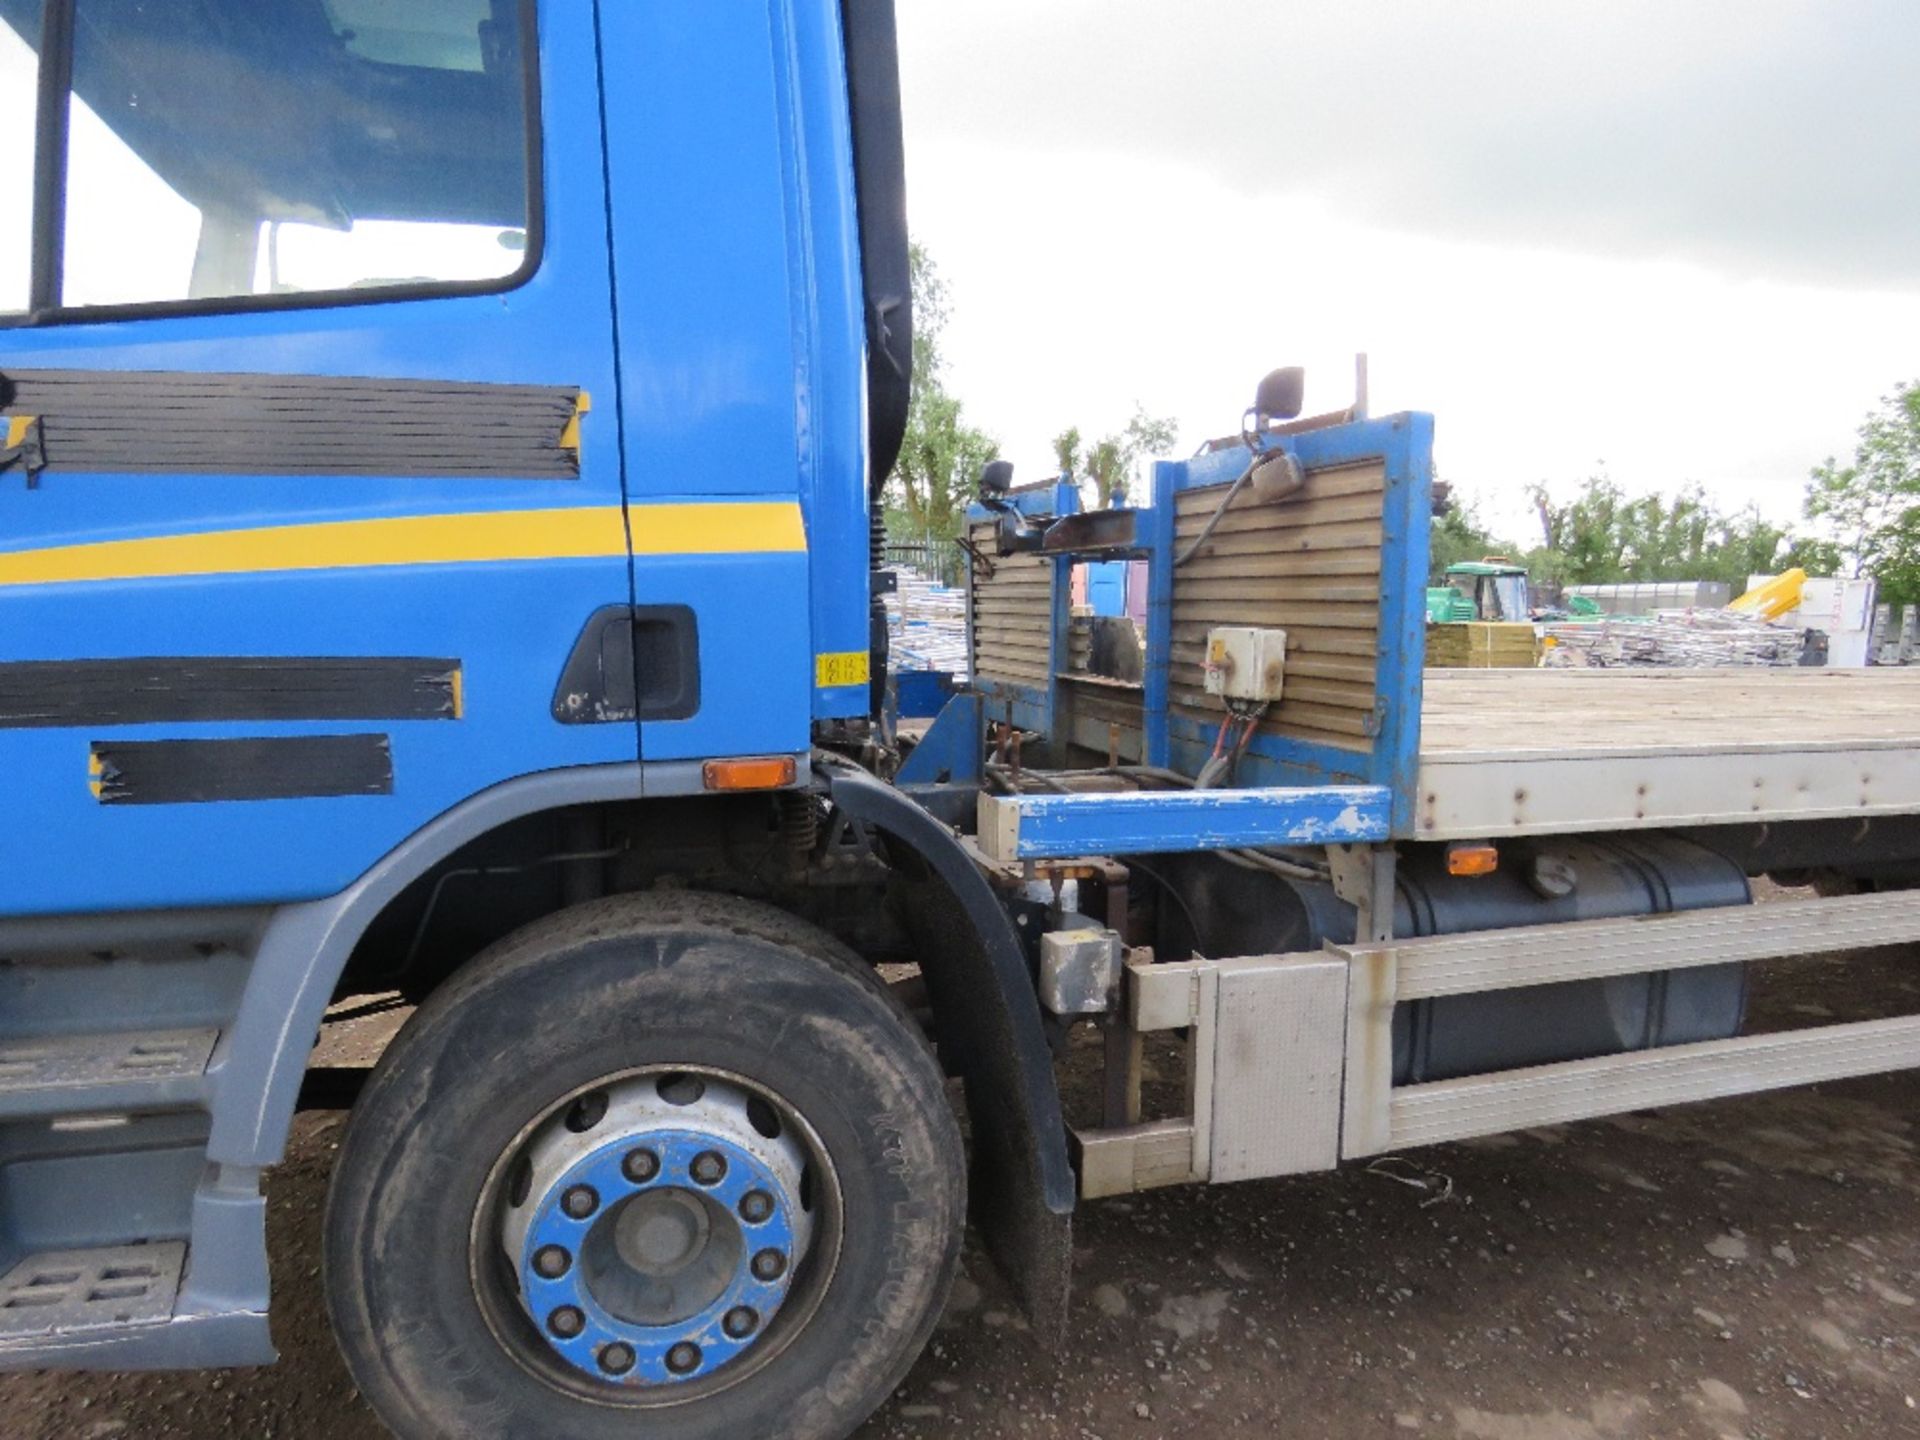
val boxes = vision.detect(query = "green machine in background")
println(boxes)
[1427,559,1532,623]
[1426,559,1604,624]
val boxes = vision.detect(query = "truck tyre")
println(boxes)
[323,892,965,1440]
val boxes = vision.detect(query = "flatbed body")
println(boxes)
[1416,667,1920,839]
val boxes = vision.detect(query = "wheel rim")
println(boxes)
[488,1070,829,1395]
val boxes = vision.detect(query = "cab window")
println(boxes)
[0,9,37,315]
[0,0,536,318]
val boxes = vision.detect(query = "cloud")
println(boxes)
[899,0,1920,290]
[900,130,1920,541]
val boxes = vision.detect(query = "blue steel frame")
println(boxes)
[988,784,1390,861]
[894,691,983,787]
[944,414,1432,858]
[1146,413,1435,836]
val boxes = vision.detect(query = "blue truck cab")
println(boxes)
[0,4,953,1433]
[0,0,883,918]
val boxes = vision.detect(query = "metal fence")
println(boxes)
[884,537,966,590]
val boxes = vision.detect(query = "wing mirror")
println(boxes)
[1252,366,1306,424]
[976,459,1042,555]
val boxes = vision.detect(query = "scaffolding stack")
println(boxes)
[1542,609,1808,668]
[885,566,969,678]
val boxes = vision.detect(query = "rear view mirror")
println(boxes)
[979,459,1015,498]
[1253,367,1306,423]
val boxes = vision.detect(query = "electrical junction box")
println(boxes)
[1203,627,1288,703]
[1038,925,1123,1016]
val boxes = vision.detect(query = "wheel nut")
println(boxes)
[738,1190,774,1224]
[690,1151,727,1186]
[533,1245,572,1280]
[666,1341,703,1375]
[561,1185,599,1219]
[622,1148,660,1184]
[598,1342,636,1376]
[548,1306,585,1339]
[751,1249,787,1282]
[723,1306,760,1340]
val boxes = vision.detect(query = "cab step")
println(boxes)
[0,1242,187,1340]
[0,1028,218,1120]
[0,913,274,1371]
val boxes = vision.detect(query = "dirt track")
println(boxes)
[3,948,1916,1440]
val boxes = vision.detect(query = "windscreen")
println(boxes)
[1489,574,1529,622]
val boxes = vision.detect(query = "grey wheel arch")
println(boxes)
[206,763,652,1167]
[207,757,1072,1339]
[822,763,1074,1340]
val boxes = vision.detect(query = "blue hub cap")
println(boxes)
[500,1074,816,1388]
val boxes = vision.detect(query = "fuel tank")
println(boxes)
[1155,833,1752,1085]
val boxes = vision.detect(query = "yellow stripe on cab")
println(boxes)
[0,502,807,589]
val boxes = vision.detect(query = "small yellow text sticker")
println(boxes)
[815,651,871,689]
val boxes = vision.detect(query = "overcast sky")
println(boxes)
[895,0,1920,541]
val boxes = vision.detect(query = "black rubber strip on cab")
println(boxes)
[91,735,394,805]
[0,657,460,729]
[0,369,583,479]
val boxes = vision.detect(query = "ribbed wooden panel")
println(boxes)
[1170,461,1385,753]
[1060,674,1147,763]
[970,524,1053,687]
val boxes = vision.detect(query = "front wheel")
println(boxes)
[324,893,965,1440]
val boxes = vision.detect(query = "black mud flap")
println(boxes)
[823,763,1074,1344]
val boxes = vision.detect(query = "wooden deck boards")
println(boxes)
[1421,667,1920,760]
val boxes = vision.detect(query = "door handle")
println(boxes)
[0,415,46,488]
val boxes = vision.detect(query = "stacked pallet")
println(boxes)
[886,566,969,677]
[1541,609,1803,668]
[1426,622,1539,669]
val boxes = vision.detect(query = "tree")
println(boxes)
[887,245,997,540]
[1427,484,1504,580]
[1778,532,1846,579]
[1805,381,1920,603]
[1052,406,1179,509]
[1051,426,1082,477]
[1527,477,1633,583]
[1523,476,1816,593]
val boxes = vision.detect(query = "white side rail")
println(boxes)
[1336,888,1920,1159]
[1075,889,1920,1199]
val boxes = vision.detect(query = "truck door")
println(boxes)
[0,1,635,917]
[595,1,872,771]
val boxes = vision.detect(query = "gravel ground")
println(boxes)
[2,947,1916,1440]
